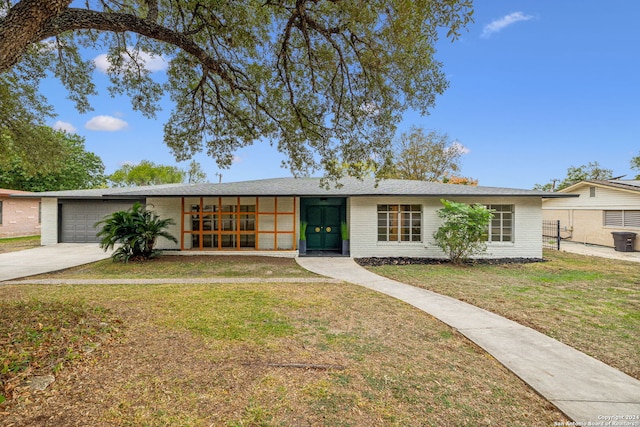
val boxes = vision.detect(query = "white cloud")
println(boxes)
[85,115,129,131]
[448,141,470,155]
[482,12,533,38]
[52,120,77,133]
[93,54,111,73]
[94,49,168,73]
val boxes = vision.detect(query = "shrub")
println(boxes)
[433,199,494,264]
[95,202,178,262]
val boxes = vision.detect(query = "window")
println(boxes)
[0,200,3,224]
[377,204,422,242]
[487,204,513,242]
[182,196,295,250]
[604,210,640,228]
[589,186,596,197]
[186,199,256,249]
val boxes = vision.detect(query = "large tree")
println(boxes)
[0,0,473,181]
[108,160,186,187]
[387,127,467,181]
[534,161,614,192]
[0,127,106,191]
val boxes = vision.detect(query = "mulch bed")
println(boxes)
[355,257,547,267]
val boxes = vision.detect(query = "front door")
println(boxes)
[305,204,341,251]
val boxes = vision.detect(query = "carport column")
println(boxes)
[41,198,58,245]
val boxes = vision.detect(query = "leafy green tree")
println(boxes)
[433,199,494,264]
[187,160,208,183]
[109,160,186,187]
[386,127,468,182]
[534,161,613,191]
[0,128,106,191]
[95,202,177,263]
[631,153,640,179]
[0,0,473,181]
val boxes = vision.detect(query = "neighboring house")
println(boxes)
[0,188,41,238]
[542,180,640,250]
[15,177,568,259]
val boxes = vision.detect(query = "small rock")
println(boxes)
[28,375,55,391]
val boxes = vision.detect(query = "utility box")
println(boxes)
[611,232,637,252]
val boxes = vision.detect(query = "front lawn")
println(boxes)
[1,274,566,425]
[363,250,640,380]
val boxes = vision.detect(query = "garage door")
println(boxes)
[60,200,143,243]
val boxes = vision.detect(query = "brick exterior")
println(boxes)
[0,190,41,238]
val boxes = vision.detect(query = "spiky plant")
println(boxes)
[95,202,178,263]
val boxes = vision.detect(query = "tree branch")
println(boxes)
[0,0,72,70]
[35,8,254,93]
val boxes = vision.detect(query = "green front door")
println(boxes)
[306,204,341,251]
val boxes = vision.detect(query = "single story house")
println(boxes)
[542,179,640,250]
[0,188,41,238]
[15,177,569,259]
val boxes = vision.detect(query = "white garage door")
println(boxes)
[60,200,142,243]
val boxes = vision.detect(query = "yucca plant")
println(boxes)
[95,202,177,262]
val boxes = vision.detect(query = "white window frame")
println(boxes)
[486,204,514,243]
[377,204,422,243]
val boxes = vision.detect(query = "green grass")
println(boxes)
[365,250,640,379]
[1,280,566,426]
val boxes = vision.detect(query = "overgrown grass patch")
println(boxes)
[366,250,640,379]
[1,281,566,426]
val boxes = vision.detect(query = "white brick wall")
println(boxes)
[147,198,181,250]
[349,196,542,259]
[40,198,58,245]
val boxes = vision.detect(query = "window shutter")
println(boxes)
[623,211,640,228]
[604,211,623,226]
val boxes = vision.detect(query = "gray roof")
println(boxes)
[561,179,640,194]
[13,177,571,199]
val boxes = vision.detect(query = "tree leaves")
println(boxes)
[0,128,106,191]
[1,0,473,181]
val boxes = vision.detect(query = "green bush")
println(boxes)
[95,202,177,262]
[433,199,493,264]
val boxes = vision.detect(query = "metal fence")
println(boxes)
[542,220,560,250]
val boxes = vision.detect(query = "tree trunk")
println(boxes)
[0,0,72,71]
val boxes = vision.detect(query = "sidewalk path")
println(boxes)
[560,240,640,263]
[296,257,640,423]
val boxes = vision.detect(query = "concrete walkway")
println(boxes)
[0,243,112,282]
[296,257,640,423]
[560,240,640,263]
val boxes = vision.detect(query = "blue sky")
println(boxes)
[44,1,639,189]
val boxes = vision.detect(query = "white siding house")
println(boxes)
[16,177,565,259]
[542,180,640,250]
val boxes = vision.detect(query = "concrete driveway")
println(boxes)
[0,244,112,282]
